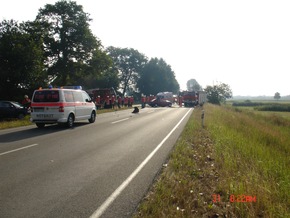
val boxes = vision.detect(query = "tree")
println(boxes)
[106,46,148,96]
[274,92,281,100]
[204,83,232,104]
[186,79,202,91]
[36,0,109,85]
[137,58,180,95]
[0,20,45,100]
[77,67,119,90]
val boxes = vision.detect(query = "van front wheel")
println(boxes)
[67,114,74,128]
[89,111,96,123]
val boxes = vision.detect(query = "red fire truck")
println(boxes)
[86,87,117,109]
[179,90,207,107]
[179,91,198,107]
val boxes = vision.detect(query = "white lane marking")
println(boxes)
[90,108,193,218]
[111,118,130,124]
[0,144,38,156]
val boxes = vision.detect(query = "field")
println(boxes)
[134,103,290,218]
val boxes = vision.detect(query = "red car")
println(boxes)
[149,98,172,107]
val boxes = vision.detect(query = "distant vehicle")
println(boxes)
[0,101,29,119]
[179,91,197,107]
[179,90,207,107]
[148,92,174,107]
[30,87,96,128]
[149,98,172,107]
[156,92,174,103]
[86,87,117,109]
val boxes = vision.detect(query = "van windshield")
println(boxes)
[33,90,59,102]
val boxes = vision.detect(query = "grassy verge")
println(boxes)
[0,116,32,130]
[134,104,290,217]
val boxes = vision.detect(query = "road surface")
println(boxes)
[0,107,192,218]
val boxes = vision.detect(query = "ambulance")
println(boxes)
[30,86,96,128]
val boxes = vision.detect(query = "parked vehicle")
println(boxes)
[179,91,197,107]
[149,98,172,107]
[30,87,96,128]
[156,92,174,103]
[86,87,117,109]
[148,92,174,107]
[0,101,29,119]
[179,90,207,107]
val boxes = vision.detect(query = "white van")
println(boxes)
[30,87,96,128]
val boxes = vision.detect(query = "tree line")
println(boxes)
[0,0,179,101]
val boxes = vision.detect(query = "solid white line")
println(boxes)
[0,144,38,156]
[111,118,130,124]
[89,108,193,218]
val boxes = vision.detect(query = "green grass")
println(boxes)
[207,105,289,217]
[135,104,290,217]
[0,116,32,130]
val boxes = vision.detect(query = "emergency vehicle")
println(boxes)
[179,91,197,107]
[86,87,117,109]
[179,90,207,107]
[30,86,96,128]
[149,92,173,107]
[156,92,174,102]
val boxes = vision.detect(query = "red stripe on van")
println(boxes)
[31,102,83,107]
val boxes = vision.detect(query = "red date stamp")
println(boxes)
[212,194,256,203]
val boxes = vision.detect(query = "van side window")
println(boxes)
[64,91,74,102]
[73,92,83,102]
[82,92,91,102]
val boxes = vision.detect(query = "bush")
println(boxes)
[255,104,290,112]
[232,100,263,107]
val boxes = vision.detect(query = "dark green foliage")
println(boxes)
[274,92,281,100]
[35,0,109,86]
[137,58,180,95]
[76,68,119,90]
[232,100,263,107]
[0,20,45,100]
[233,100,290,112]
[255,104,290,112]
[106,46,148,96]
[204,83,232,105]
[186,79,202,92]
[1,0,183,99]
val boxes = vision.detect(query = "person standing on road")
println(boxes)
[178,95,183,107]
[22,95,31,108]
[141,95,146,108]
[129,96,134,108]
[117,96,122,109]
[124,96,128,107]
[111,95,116,109]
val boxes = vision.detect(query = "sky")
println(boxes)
[1,0,290,96]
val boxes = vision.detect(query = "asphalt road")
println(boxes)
[0,106,192,218]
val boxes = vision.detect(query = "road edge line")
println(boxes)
[0,144,38,156]
[90,108,193,218]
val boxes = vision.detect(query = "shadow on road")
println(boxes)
[0,122,90,143]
